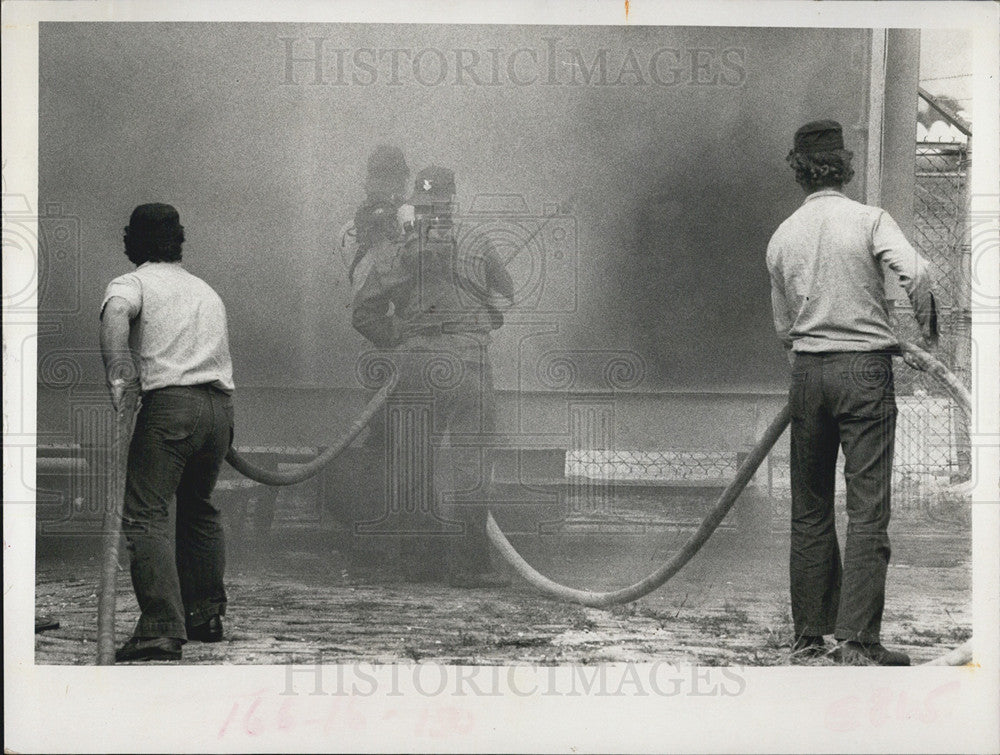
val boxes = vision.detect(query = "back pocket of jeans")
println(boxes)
[144,392,203,442]
[843,355,896,419]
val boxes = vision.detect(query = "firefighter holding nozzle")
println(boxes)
[352,165,514,587]
[343,144,412,293]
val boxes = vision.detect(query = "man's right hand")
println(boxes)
[902,336,937,372]
[108,379,126,412]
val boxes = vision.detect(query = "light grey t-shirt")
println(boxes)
[101,262,235,393]
[766,189,937,353]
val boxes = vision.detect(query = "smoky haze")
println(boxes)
[39,23,871,404]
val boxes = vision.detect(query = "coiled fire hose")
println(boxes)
[98,343,973,664]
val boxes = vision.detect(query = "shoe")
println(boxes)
[447,571,510,589]
[35,615,60,633]
[115,636,183,663]
[834,641,910,666]
[791,635,827,658]
[187,615,224,643]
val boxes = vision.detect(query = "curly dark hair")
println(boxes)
[123,223,184,264]
[786,149,855,192]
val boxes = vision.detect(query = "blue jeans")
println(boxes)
[788,351,897,644]
[122,384,233,640]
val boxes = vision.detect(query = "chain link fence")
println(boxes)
[897,130,972,513]
[567,450,736,485]
[564,129,972,528]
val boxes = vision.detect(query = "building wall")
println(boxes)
[36,24,908,450]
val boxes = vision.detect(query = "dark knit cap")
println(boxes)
[793,120,845,154]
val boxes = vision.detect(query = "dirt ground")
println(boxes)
[35,493,971,667]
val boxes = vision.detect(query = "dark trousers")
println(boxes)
[122,384,233,640]
[788,351,897,644]
[386,340,498,575]
[436,358,497,575]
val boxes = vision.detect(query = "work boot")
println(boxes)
[790,634,828,659]
[186,615,224,643]
[115,637,183,663]
[833,641,910,666]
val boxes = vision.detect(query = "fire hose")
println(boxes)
[484,342,974,665]
[486,403,790,609]
[224,382,394,485]
[487,341,973,610]
[98,343,973,664]
[96,385,140,665]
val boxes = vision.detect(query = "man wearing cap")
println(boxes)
[766,121,938,666]
[352,166,514,587]
[100,203,235,662]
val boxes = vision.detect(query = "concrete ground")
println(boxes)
[35,492,971,666]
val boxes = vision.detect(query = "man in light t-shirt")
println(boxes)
[100,203,235,663]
